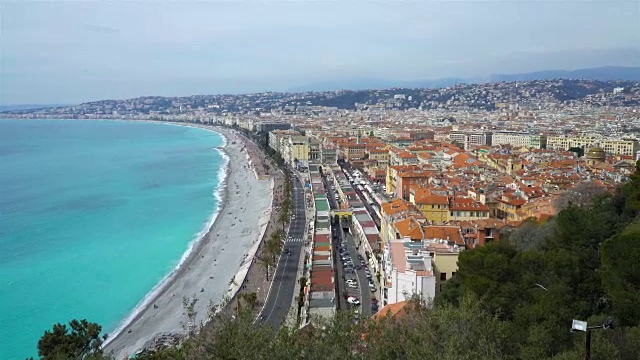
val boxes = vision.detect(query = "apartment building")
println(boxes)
[283,136,310,168]
[268,129,298,153]
[383,239,436,306]
[449,130,492,150]
[486,131,549,149]
[380,198,425,246]
[427,241,460,294]
[447,197,491,221]
[320,143,337,164]
[386,166,433,200]
[409,188,449,224]
[308,138,321,164]
[547,136,639,156]
[368,148,390,167]
[255,121,291,133]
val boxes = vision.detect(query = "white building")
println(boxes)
[491,131,532,148]
[383,238,436,306]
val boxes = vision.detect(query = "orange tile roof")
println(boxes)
[449,197,489,211]
[381,198,417,217]
[394,217,424,240]
[413,188,449,205]
[372,301,409,320]
[422,226,464,245]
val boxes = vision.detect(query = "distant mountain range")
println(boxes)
[290,66,640,92]
[0,104,67,112]
[489,66,640,82]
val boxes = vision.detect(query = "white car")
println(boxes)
[347,296,361,305]
[346,279,357,285]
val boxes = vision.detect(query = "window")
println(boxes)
[470,211,475,217]
[457,211,461,217]
[440,273,447,281]
[450,211,454,216]
[452,272,456,277]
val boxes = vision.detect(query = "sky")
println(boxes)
[1,0,639,105]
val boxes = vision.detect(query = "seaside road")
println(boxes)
[260,172,306,328]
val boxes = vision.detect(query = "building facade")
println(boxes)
[383,239,436,306]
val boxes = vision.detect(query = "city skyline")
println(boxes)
[2,0,639,105]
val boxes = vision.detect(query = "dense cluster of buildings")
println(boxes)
[260,106,637,315]
[5,79,640,319]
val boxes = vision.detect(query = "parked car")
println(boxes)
[347,297,361,305]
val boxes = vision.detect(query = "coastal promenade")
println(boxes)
[218,130,287,319]
[258,171,307,328]
[104,125,272,359]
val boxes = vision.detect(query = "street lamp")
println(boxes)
[571,317,614,360]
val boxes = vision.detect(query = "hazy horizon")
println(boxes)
[2,0,639,105]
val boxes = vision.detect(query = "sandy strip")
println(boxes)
[104,126,272,360]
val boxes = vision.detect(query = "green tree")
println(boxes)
[36,319,107,360]
[278,207,290,232]
[568,146,584,157]
[241,292,258,311]
[601,227,640,326]
[454,242,522,319]
[256,253,275,281]
[266,231,284,262]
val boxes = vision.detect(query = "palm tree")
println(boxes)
[256,253,275,281]
[273,228,286,244]
[242,292,258,311]
[279,207,289,232]
[266,235,283,263]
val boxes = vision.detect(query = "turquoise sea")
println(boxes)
[0,120,225,360]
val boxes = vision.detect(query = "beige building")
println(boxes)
[427,242,460,294]
[547,136,638,156]
[284,135,310,168]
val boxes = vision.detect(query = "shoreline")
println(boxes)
[104,123,273,359]
[104,125,230,348]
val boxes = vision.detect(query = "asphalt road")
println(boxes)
[323,169,376,317]
[259,170,306,328]
[343,230,373,317]
[331,219,348,311]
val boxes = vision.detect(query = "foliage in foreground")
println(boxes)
[31,319,106,360]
